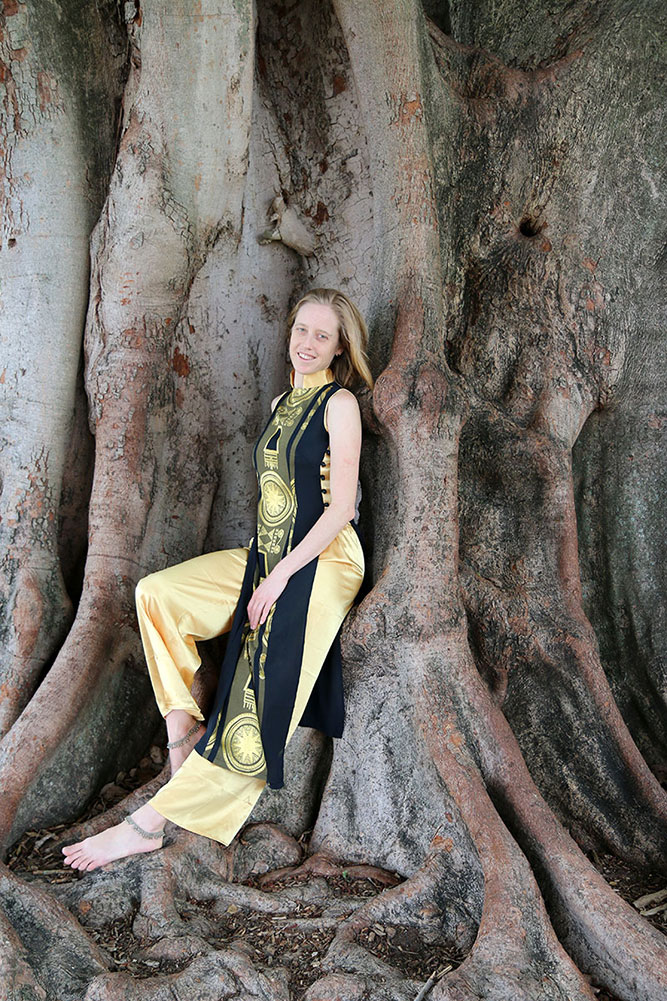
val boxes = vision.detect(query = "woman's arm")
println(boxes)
[246,388,361,629]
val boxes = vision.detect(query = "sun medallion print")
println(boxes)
[259,470,295,527]
[221,713,265,775]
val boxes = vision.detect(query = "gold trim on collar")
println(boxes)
[290,367,334,389]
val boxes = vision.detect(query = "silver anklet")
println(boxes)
[125,814,164,840]
[166,721,200,750]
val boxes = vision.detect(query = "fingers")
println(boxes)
[247,594,271,630]
[247,601,267,630]
[248,573,286,629]
[247,599,259,630]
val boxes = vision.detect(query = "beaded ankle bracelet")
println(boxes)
[166,720,200,750]
[125,815,164,840]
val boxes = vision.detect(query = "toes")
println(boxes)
[63,847,87,868]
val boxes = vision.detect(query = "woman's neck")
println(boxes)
[291,367,334,389]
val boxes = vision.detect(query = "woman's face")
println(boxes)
[289,302,342,377]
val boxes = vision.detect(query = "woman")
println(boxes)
[63,288,373,871]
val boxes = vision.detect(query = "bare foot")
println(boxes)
[166,711,206,776]
[62,805,166,872]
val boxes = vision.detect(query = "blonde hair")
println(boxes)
[287,288,374,390]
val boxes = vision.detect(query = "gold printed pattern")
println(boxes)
[221,713,265,774]
[257,524,285,556]
[277,398,302,424]
[210,376,335,781]
[259,470,295,526]
[243,680,257,711]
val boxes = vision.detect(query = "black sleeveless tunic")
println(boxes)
[195,377,357,789]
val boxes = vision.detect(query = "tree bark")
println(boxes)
[0,0,126,734]
[0,1,665,999]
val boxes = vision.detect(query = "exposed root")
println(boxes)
[303,974,404,1001]
[231,823,305,882]
[255,850,402,891]
[2,800,479,1001]
[84,950,292,1001]
[0,908,49,1001]
[0,863,108,1001]
[3,799,659,1001]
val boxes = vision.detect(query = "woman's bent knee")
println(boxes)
[135,572,162,605]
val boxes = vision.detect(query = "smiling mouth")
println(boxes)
[297,352,316,361]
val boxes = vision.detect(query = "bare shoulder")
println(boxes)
[326,387,361,435]
[327,387,360,417]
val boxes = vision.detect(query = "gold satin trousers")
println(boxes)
[136,523,364,845]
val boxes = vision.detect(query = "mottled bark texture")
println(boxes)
[0,1,665,1000]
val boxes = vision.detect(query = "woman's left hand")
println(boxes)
[247,566,290,630]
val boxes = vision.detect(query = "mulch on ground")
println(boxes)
[4,749,665,1000]
[247,868,467,987]
[81,899,341,996]
[65,876,388,998]
[357,922,465,982]
[588,849,667,936]
[182,897,340,998]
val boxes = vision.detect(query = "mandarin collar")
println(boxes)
[289,367,334,390]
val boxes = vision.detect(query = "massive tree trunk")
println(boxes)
[0,2,665,1000]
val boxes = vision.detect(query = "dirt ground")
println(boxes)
[6,745,665,1000]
